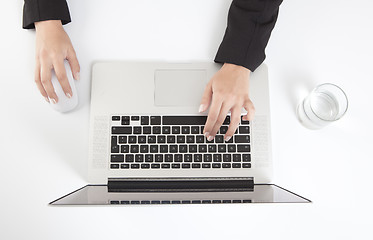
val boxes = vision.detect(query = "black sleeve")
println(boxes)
[215,0,283,72]
[23,0,71,29]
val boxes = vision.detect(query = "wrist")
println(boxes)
[35,20,63,32]
[222,63,251,75]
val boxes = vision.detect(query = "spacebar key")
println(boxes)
[163,116,207,125]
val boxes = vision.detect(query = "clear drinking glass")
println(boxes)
[296,83,348,129]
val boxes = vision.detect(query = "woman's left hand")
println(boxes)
[199,63,255,142]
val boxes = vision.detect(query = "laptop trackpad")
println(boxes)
[154,69,207,106]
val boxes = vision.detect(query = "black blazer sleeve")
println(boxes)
[23,0,71,29]
[215,0,283,71]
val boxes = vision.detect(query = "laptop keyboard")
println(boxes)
[110,115,251,170]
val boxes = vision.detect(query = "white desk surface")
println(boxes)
[1,0,372,239]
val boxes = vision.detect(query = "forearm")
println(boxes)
[215,0,283,71]
[23,0,71,29]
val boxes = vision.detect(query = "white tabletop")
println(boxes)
[1,0,372,239]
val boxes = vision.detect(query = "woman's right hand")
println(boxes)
[34,20,80,103]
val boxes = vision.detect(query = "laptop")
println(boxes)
[50,62,311,205]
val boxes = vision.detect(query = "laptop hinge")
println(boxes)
[107,177,254,192]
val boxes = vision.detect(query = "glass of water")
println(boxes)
[297,83,348,129]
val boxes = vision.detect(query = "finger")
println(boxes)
[199,81,212,113]
[40,63,58,103]
[209,102,232,137]
[67,47,80,80]
[203,95,223,140]
[53,60,72,98]
[225,106,241,141]
[242,98,255,121]
[34,61,49,102]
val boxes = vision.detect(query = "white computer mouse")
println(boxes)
[50,61,78,113]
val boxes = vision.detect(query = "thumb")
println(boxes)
[199,81,213,113]
[67,47,80,80]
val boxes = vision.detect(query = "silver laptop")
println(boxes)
[50,62,310,205]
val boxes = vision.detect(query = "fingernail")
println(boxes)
[66,92,72,98]
[45,97,50,103]
[225,136,232,142]
[199,104,205,113]
[207,135,214,141]
[204,132,210,138]
[50,98,57,104]
[75,72,80,81]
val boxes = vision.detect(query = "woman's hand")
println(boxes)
[34,20,80,103]
[200,63,255,141]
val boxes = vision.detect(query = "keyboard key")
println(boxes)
[167,135,176,143]
[111,154,124,162]
[157,135,166,143]
[150,145,158,153]
[181,126,190,134]
[177,135,185,143]
[223,154,231,162]
[138,136,146,144]
[203,154,212,162]
[233,154,241,162]
[141,200,151,204]
[237,145,251,152]
[189,145,198,153]
[202,200,212,204]
[212,163,221,168]
[241,116,250,124]
[169,145,178,153]
[194,154,202,162]
[131,164,140,169]
[125,154,134,162]
[199,145,207,153]
[215,135,224,143]
[120,164,130,169]
[148,136,156,143]
[235,135,250,143]
[141,163,150,169]
[151,163,160,169]
[130,145,139,153]
[111,136,117,146]
[112,126,132,134]
[151,200,161,204]
[163,116,207,125]
[161,163,170,169]
[172,126,181,134]
[160,145,168,153]
[191,126,199,134]
[222,163,231,168]
[206,138,214,144]
[131,116,139,121]
[165,154,173,162]
[223,116,230,125]
[242,154,251,162]
[208,145,217,153]
[131,200,140,204]
[182,163,191,168]
[110,164,120,169]
[192,163,201,168]
[226,137,233,143]
[121,145,129,153]
[179,145,187,153]
[128,136,137,143]
[186,135,195,143]
[201,126,204,133]
[152,126,161,134]
[155,154,163,162]
[202,163,211,168]
[119,136,127,144]
[172,163,180,168]
[111,145,119,153]
[121,116,130,125]
[196,135,204,143]
[239,126,250,134]
[212,200,222,204]
[232,163,241,168]
[112,116,120,121]
[145,154,153,162]
[184,154,192,162]
[143,126,151,134]
[219,126,228,134]
[141,116,149,125]
[213,154,222,162]
[162,126,171,134]
[243,163,251,168]
[133,126,142,134]
[135,154,144,162]
[192,200,201,204]
[150,116,161,125]
[228,145,236,152]
[161,200,171,204]
[182,200,191,204]
[218,145,226,153]
[174,154,183,162]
